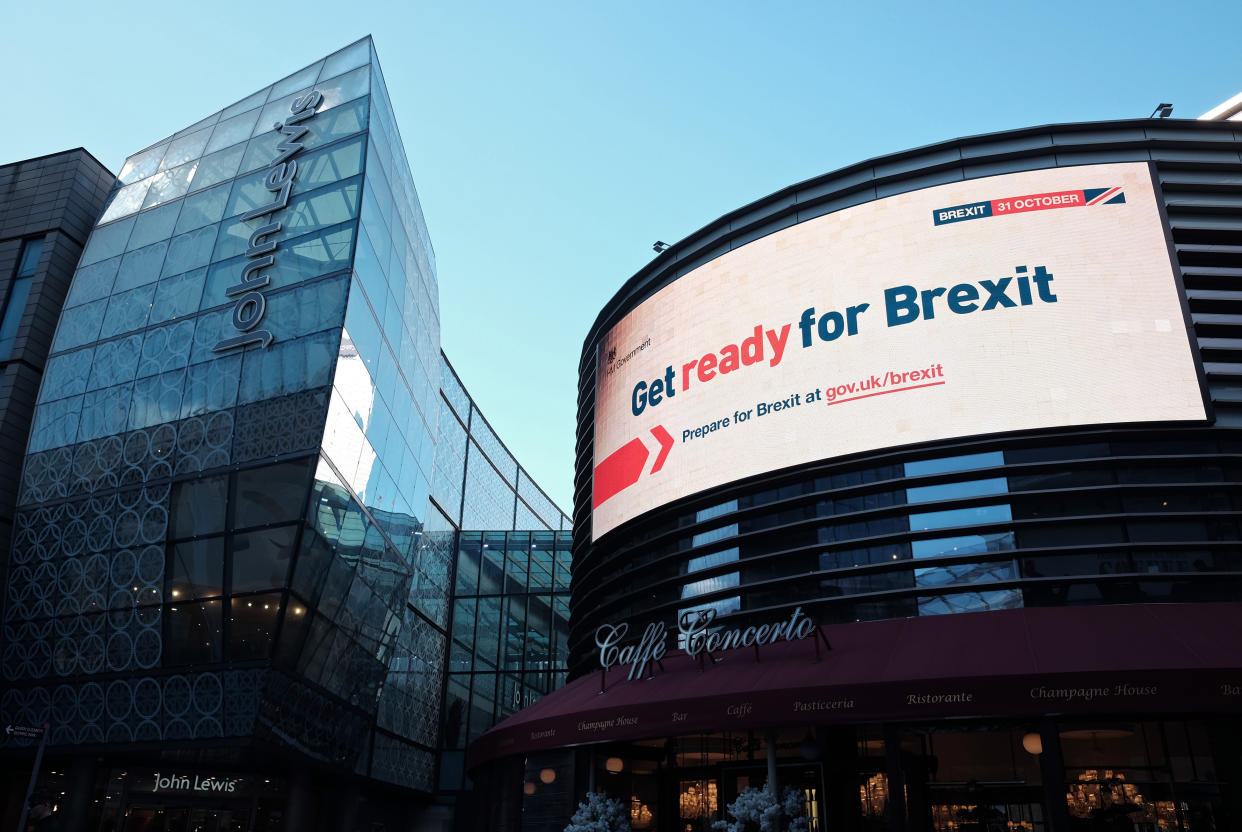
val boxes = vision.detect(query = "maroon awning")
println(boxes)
[468,602,1242,769]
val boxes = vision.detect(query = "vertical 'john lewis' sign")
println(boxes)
[213,90,323,353]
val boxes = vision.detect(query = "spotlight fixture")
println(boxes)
[1149,103,1173,119]
[652,241,670,253]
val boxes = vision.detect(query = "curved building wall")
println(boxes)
[571,118,1242,674]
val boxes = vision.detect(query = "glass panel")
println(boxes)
[908,504,1012,531]
[319,39,371,80]
[232,526,298,592]
[170,476,228,538]
[233,459,312,529]
[163,598,224,665]
[52,298,108,351]
[191,144,246,192]
[229,592,283,660]
[65,256,120,308]
[150,268,206,323]
[115,241,169,292]
[87,334,142,391]
[142,162,198,209]
[118,145,167,185]
[905,451,1005,477]
[0,276,32,359]
[917,589,1023,615]
[906,477,1008,504]
[38,347,94,402]
[174,184,230,235]
[79,217,135,267]
[97,179,153,225]
[205,108,261,155]
[77,383,133,441]
[128,203,182,250]
[17,237,44,275]
[911,531,1016,559]
[160,127,212,170]
[162,225,218,278]
[168,538,225,599]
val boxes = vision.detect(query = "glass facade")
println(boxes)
[440,530,572,792]
[0,38,570,821]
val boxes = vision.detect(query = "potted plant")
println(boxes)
[564,791,631,832]
[713,786,809,832]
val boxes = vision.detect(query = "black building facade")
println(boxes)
[470,118,1242,831]
[0,40,569,832]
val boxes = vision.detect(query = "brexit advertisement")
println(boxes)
[591,162,1207,540]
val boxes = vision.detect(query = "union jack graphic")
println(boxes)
[1084,186,1126,206]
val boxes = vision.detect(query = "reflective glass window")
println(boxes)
[191,144,246,193]
[174,184,230,235]
[98,181,152,225]
[162,224,218,278]
[80,216,135,267]
[0,275,32,360]
[118,145,167,185]
[232,526,298,592]
[28,395,81,452]
[233,459,312,529]
[65,256,120,308]
[143,162,197,209]
[229,592,283,660]
[168,537,225,599]
[912,531,1016,559]
[160,127,211,170]
[205,108,261,155]
[170,476,228,538]
[52,298,108,352]
[906,477,1008,504]
[77,383,133,441]
[115,241,169,292]
[87,334,142,390]
[128,203,182,250]
[150,268,206,323]
[137,321,194,379]
[164,599,225,666]
[909,503,1012,531]
[38,347,94,402]
[180,353,241,418]
[290,528,333,604]
[905,451,1005,477]
[128,369,185,429]
[237,329,338,403]
[917,589,1022,616]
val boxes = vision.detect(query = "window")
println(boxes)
[0,236,44,359]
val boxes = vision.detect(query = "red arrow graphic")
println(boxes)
[649,425,673,473]
[592,425,674,509]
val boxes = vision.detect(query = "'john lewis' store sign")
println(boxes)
[595,607,819,681]
[214,89,324,353]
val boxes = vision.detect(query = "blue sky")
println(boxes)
[3,0,1240,512]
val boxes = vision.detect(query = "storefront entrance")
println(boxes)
[119,801,250,832]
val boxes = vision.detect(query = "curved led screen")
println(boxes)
[591,162,1207,539]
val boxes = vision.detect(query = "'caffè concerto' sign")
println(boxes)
[595,606,820,682]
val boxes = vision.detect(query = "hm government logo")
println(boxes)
[604,336,651,377]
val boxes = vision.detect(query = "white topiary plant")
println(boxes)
[564,791,631,832]
[713,786,809,832]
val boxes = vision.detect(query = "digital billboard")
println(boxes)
[591,162,1206,540]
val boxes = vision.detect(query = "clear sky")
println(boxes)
[3,0,1240,512]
